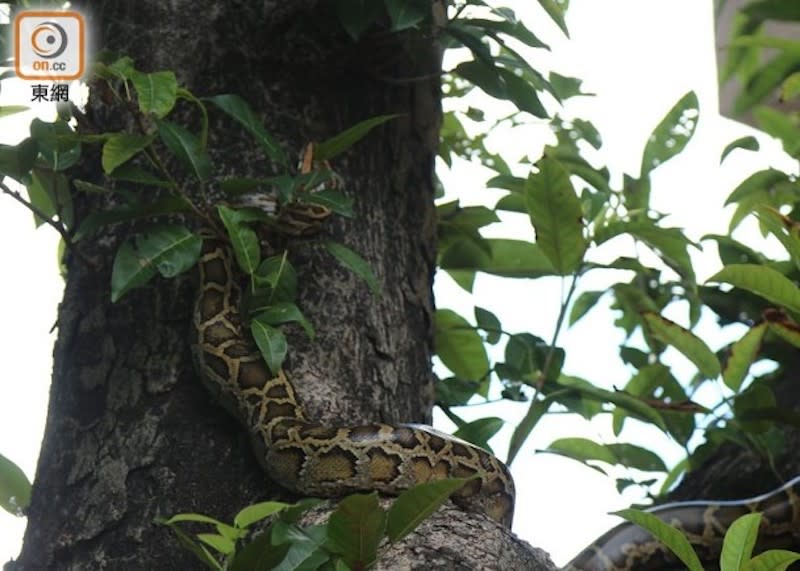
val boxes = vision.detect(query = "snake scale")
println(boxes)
[565,475,800,570]
[189,213,798,567]
[191,237,516,527]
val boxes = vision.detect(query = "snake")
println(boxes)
[190,232,516,527]
[189,189,800,565]
[564,474,800,570]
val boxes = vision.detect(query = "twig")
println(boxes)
[0,179,98,268]
[1,179,72,241]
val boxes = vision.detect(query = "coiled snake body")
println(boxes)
[191,236,800,567]
[191,239,516,526]
[565,475,800,570]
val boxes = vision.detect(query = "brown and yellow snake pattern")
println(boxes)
[191,239,516,527]
[565,475,800,570]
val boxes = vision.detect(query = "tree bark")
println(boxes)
[10,2,552,569]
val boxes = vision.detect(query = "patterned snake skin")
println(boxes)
[565,475,800,570]
[191,239,516,526]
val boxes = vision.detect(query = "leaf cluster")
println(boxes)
[159,479,470,571]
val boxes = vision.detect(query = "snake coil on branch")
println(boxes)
[191,236,516,527]
[565,475,800,570]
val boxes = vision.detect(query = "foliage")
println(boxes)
[431,0,800,504]
[160,479,470,571]
[0,452,31,517]
[616,509,800,571]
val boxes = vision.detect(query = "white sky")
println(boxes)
[0,0,796,567]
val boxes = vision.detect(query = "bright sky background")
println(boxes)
[0,0,796,567]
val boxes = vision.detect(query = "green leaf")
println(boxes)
[597,220,697,281]
[434,309,489,383]
[569,290,604,325]
[436,377,480,407]
[234,501,290,529]
[734,383,776,434]
[723,323,767,392]
[474,306,502,344]
[383,0,427,31]
[110,225,202,301]
[29,118,81,171]
[453,417,503,450]
[272,523,330,570]
[303,189,353,217]
[104,56,136,80]
[111,242,157,302]
[660,458,688,495]
[766,313,800,349]
[229,532,291,571]
[386,478,469,542]
[156,119,211,180]
[0,105,28,119]
[640,91,699,176]
[112,163,172,187]
[753,105,800,156]
[278,498,325,524]
[614,509,704,571]
[207,94,286,164]
[721,136,760,163]
[724,169,790,206]
[101,133,154,174]
[162,512,228,526]
[605,443,667,472]
[707,264,800,314]
[461,18,549,50]
[754,207,800,266]
[558,377,667,431]
[254,254,297,303]
[720,513,760,571]
[140,226,203,278]
[197,533,235,555]
[160,521,224,571]
[74,197,192,241]
[440,238,557,278]
[0,453,31,516]
[176,87,210,147]
[544,437,617,465]
[781,72,800,101]
[324,241,380,294]
[131,70,177,118]
[507,395,556,464]
[0,138,38,182]
[218,205,261,275]
[496,67,548,118]
[27,168,72,228]
[536,0,569,37]
[327,493,386,570]
[734,53,799,115]
[743,550,800,571]
[253,302,315,340]
[525,159,586,274]
[549,72,589,100]
[453,60,548,118]
[315,114,401,161]
[250,318,287,375]
[642,312,721,379]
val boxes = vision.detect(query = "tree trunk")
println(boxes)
[10,2,552,569]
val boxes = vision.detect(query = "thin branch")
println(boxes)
[0,179,98,268]
[1,179,71,241]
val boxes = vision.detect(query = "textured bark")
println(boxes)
[9,1,552,569]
